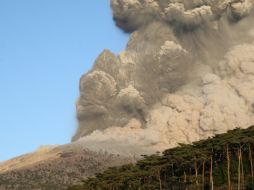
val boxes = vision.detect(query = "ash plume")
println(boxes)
[73,0,254,155]
[111,0,253,32]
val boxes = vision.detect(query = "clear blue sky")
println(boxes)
[0,0,128,161]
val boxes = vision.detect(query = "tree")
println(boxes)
[67,125,254,190]
[249,143,254,185]
[226,143,231,190]
[210,156,214,190]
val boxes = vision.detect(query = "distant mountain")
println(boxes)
[0,144,133,190]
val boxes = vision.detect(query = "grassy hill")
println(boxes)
[68,126,254,190]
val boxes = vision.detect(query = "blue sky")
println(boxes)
[0,0,128,161]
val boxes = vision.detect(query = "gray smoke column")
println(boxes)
[73,0,254,154]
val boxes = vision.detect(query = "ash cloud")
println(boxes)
[111,0,253,32]
[72,0,254,155]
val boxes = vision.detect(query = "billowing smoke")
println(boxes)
[111,0,253,32]
[73,0,254,155]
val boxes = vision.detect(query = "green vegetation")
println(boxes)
[68,126,254,190]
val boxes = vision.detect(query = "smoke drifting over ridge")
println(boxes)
[73,0,254,154]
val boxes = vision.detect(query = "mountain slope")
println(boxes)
[0,144,133,190]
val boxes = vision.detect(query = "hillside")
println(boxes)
[0,144,133,190]
[68,126,254,190]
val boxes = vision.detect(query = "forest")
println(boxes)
[68,126,254,190]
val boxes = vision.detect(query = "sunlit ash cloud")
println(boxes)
[72,0,254,155]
